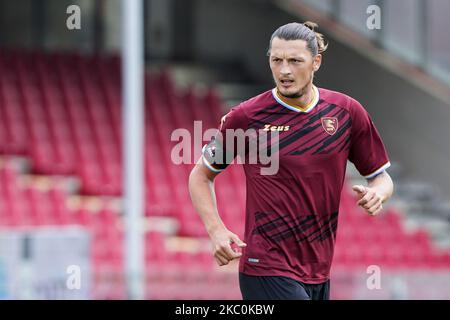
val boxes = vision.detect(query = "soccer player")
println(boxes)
[188,22,394,300]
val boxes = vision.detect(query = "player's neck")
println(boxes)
[277,83,316,111]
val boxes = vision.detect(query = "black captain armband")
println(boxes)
[202,138,232,173]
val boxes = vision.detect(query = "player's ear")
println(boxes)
[313,54,322,72]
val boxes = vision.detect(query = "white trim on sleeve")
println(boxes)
[364,161,391,179]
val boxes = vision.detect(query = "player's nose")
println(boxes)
[280,61,291,75]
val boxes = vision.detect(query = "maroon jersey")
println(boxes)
[202,86,390,284]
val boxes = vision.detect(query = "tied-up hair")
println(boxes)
[267,21,328,56]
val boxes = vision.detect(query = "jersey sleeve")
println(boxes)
[348,98,390,179]
[202,105,248,173]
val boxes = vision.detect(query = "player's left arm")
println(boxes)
[352,171,394,216]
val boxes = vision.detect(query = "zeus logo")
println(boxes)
[263,124,290,132]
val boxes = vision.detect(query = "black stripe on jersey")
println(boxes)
[252,103,338,156]
[276,104,337,152]
[264,215,314,240]
[248,103,284,128]
[254,211,268,220]
[303,103,337,126]
[279,102,336,136]
[314,221,338,242]
[255,214,315,238]
[287,108,346,155]
[322,135,351,155]
[270,216,318,242]
[290,110,349,155]
[291,212,338,243]
[253,213,293,234]
[248,111,293,130]
[281,107,345,154]
[249,99,326,129]
[277,124,321,152]
[254,103,282,117]
[311,117,352,155]
[338,135,351,153]
[306,212,339,243]
[254,211,316,243]
[279,211,338,244]
[254,211,339,244]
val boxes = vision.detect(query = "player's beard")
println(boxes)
[276,72,313,99]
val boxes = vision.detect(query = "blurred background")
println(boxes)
[0,0,450,300]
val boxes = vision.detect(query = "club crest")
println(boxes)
[321,117,338,135]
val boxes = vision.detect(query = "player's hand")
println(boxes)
[352,185,384,216]
[209,228,247,266]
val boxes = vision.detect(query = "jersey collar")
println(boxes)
[272,85,320,113]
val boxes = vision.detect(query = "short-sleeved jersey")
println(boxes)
[202,86,390,284]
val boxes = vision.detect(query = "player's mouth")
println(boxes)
[280,79,295,88]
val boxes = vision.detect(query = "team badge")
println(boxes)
[321,117,338,135]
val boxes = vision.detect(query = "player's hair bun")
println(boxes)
[303,21,328,54]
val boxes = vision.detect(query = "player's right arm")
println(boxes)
[188,158,246,266]
[189,106,248,266]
